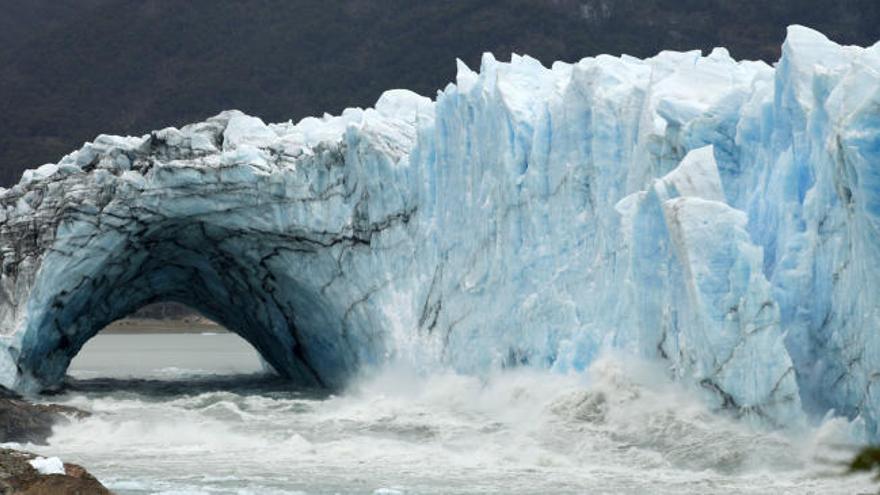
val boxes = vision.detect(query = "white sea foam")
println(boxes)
[30,344,876,494]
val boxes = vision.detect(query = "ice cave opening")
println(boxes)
[13,219,358,393]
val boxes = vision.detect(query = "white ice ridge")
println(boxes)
[0,25,878,437]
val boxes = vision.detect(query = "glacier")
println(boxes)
[0,25,878,437]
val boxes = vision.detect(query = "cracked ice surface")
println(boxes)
[0,26,878,436]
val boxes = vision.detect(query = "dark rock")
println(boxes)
[0,392,89,445]
[0,387,18,400]
[0,448,111,494]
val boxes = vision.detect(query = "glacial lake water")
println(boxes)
[10,332,875,494]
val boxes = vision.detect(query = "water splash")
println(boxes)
[15,348,873,494]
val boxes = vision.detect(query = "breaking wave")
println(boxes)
[13,352,874,494]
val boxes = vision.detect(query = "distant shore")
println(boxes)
[101,318,228,334]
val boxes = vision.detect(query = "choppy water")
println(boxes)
[7,334,877,494]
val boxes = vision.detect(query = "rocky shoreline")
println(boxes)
[0,388,111,494]
[0,389,86,446]
[101,317,225,334]
[0,448,110,494]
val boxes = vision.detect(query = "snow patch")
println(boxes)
[29,456,65,475]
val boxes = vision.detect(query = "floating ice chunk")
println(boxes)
[373,489,404,495]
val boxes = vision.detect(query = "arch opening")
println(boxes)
[15,217,367,392]
[69,302,267,381]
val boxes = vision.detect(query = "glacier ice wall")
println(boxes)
[0,26,878,435]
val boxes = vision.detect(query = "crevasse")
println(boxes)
[0,26,878,437]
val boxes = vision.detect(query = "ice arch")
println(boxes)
[0,104,424,392]
[22,220,345,388]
